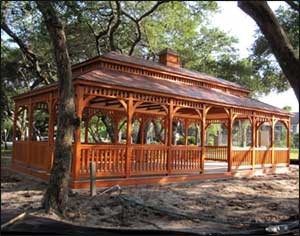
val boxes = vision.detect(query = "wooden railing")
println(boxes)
[232,147,252,166]
[13,141,28,166]
[13,141,289,179]
[13,141,52,172]
[79,144,126,178]
[29,141,51,171]
[205,146,227,162]
[274,147,289,164]
[255,148,272,165]
[170,146,202,173]
[131,145,168,175]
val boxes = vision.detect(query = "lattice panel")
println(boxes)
[232,108,253,116]
[133,93,169,104]
[83,86,129,99]
[174,100,202,109]
[207,119,229,126]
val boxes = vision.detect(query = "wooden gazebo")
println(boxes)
[12,49,291,188]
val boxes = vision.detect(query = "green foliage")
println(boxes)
[188,136,196,145]
[283,106,292,112]
[249,4,299,95]
[32,109,49,140]
[177,136,185,145]
[292,133,299,149]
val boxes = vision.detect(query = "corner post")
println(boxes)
[287,118,290,167]
[227,108,233,172]
[27,99,33,167]
[184,119,189,146]
[12,103,18,165]
[251,115,256,170]
[140,116,145,145]
[73,86,83,181]
[125,94,134,178]
[271,116,275,167]
[48,94,55,172]
[200,105,207,174]
[167,99,174,175]
[84,117,89,143]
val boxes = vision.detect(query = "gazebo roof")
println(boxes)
[101,51,247,90]
[77,68,286,114]
[14,51,290,116]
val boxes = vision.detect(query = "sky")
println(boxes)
[212,1,299,112]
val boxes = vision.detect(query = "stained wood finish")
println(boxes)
[232,148,252,166]
[11,51,291,188]
[205,146,228,162]
[79,144,126,178]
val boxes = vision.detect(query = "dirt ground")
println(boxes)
[1,160,299,234]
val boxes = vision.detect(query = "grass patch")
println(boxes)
[290,149,299,160]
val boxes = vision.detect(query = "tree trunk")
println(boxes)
[36,1,79,215]
[238,1,299,101]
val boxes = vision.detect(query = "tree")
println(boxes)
[283,106,292,112]
[36,1,79,214]
[238,1,300,101]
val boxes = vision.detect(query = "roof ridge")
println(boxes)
[101,51,248,91]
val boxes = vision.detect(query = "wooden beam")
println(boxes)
[84,117,89,143]
[125,94,133,178]
[200,105,207,174]
[271,116,275,167]
[287,119,290,167]
[167,99,174,175]
[48,94,55,172]
[251,115,256,170]
[27,99,33,167]
[73,86,83,181]
[227,108,234,172]
[12,104,18,165]
[184,118,188,146]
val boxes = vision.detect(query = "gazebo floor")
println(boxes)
[11,161,289,189]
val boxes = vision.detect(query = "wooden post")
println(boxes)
[271,116,275,167]
[84,117,89,143]
[256,125,260,147]
[73,87,83,181]
[287,119,290,167]
[200,105,207,174]
[167,99,174,175]
[251,116,256,170]
[113,117,119,144]
[90,162,96,196]
[184,119,188,146]
[12,103,18,165]
[125,95,134,178]
[48,95,55,172]
[140,116,145,145]
[227,109,233,172]
[163,118,167,145]
[27,100,33,167]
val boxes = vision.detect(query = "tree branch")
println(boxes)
[285,1,299,11]
[1,2,54,89]
[121,1,167,55]
[238,1,299,101]
[108,1,121,51]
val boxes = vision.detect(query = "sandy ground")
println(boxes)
[1,158,299,234]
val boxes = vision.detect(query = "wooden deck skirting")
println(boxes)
[10,162,289,189]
